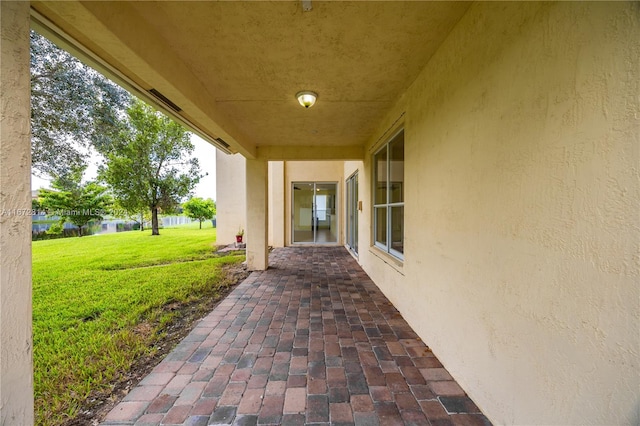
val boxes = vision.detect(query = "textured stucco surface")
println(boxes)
[219,159,346,249]
[0,1,34,423]
[358,2,639,424]
[215,152,246,245]
[245,159,268,270]
[268,161,285,248]
[31,1,470,157]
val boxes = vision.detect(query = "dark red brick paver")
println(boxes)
[102,247,491,425]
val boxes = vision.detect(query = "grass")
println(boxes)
[32,223,243,425]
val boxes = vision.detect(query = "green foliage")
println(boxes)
[183,197,216,229]
[30,30,130,180]
[45,222,63,236]
[38,170,112,237]
[33,226,244,425]
[99,99,201,235]
[32,196,43,213]
[111,199,151,232]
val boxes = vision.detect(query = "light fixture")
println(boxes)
[296,91,318,108]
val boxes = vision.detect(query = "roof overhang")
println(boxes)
[30,1,471,160]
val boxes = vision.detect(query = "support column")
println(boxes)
[216,152,246,244]
[245,159,268,270]
[0,1,34,424]
[268,161,285,248]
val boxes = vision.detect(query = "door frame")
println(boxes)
[291,181,339,245]
[346,171,359,255]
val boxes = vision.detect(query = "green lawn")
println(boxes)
[32,224,243,425]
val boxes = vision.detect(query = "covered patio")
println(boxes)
[2,2,637,424]
[102,247,490,426]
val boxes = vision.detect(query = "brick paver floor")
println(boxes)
[103,247,491,426]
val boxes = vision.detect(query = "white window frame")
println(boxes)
[373,129,404,260]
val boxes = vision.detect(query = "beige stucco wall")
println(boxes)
[343,162,360,178]
[215,152,246,244]
[358,2,640,424]
[284,161,345,246]
[268,161,285,247]
[217,158,346,248]
[0,1,34,423]
[245,159,268,270]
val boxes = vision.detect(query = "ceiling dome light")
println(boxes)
[296,91,318,108]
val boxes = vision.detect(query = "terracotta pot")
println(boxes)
[236,235,243,243]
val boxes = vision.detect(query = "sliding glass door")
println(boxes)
[292,182,337,244]
[346,172,358,255]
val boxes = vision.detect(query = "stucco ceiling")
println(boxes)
[31,1,471,160]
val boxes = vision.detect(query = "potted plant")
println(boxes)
[235,227,244,243]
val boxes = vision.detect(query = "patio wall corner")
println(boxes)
[356,2,640,424]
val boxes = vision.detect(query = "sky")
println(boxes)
[190,135,218,201]
[31,134,218,201]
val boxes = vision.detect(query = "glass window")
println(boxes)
[374,146,387,205]
[390,205,404,255]
[389,134,404,204]
[373,129,404,259]
[375,207,387,246]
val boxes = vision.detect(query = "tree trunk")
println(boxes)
[151,207,159,235]
[140,213,144,231]
[78,225,83,237]
[199,219,202,229]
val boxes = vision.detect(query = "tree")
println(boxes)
[183,197,216,229]
[30,30,130,181]
[112,199,151,232]
[38,169,112,237]
[99,99,201,235]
